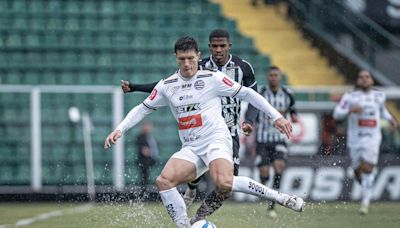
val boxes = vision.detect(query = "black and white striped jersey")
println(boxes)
[256,86,297,143]
[200,54,257,136]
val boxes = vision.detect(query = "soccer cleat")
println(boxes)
[267,209,278,219]
[359,205,368,215]
[183,188,197,209]
[279,194,305,212]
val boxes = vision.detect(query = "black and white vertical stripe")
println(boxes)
[257,87,294,143]
[201,55,256,136]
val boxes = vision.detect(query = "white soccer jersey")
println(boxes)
[333,89,393,148]
[116,69,282,150]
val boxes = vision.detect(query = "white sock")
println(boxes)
[361,173,374,207]
[159,187,189,228]
[232,176,285,204]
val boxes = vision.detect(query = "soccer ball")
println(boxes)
[191,219,217,228]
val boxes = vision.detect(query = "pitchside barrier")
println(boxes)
[0,85,399,202]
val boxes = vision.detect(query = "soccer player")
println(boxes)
[333,70,397,215]
[121,29,258,208]
[244,66,298,218]
[105,36,304,227]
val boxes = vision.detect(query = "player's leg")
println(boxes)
[191,142,304,224]
[359,145,378,214]
[190,141,235,224]
[268,143,288,215]
[257,143,271,185]
[189,135,240,215]
[156,149,199,228]
[182,175,203,209]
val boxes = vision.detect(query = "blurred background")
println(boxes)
[0,0,399,205]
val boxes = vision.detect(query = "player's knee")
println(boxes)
[156,174,174,191]
[215,177,233,195]
[361,163,374,173]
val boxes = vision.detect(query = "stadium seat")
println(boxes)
[0,0,273,187]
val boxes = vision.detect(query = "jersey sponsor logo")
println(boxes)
[148,89,157,100]
[358,119,377,127]
[194,80,205,90]
[222,77,234,87]
[183,134,200,142]
[175,103,200,114]
[164,78,178,84]
[181,83,192,90]
[179,95,193,101]
[178,114,202,130]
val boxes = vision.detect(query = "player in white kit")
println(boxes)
[333,70,397,215]
[104,36,304,227]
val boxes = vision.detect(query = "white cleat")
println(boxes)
[183,188,197,209]
[279,195,305,212]
[359,205,368,215]
[268,209,278,219]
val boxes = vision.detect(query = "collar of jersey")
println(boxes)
[177,70,197,81]
[209,54,232,69]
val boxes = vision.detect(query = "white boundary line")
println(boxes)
[13,204,93,227]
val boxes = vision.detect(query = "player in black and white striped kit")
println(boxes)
[121,29,258,210]
[245,66,299,218]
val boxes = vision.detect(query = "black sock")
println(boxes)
[269,174,282,210]
[191,190,229,224]
[273,174,282,190]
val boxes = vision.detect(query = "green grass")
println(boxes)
[0,201,399,227]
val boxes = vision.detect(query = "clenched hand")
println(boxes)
[120,80,131,93]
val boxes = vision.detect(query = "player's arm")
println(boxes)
[105,81,167,148]
[215,73,291,138]
[287,88,299,123]
[120,80,158,93]
[241,60,258,135]
[333,92,351,120]
[380,94,398,129]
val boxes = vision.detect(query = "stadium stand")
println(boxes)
[0,0,270,186]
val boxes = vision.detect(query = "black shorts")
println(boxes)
[232,134,240,176]
[256,142,288,167]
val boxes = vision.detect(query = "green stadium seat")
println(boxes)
[81,1,97,14]
[5,33,23,47]
[0,0,272,186]
[29,1,46,13]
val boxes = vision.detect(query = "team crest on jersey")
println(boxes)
[149,89,157,100]
[194,80,205,90]
[222,77,234,87]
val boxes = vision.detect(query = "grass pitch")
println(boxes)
[0,201,399,227]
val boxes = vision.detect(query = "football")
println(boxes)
[191,219,217,228]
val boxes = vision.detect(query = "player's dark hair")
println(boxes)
[269,65,281,71]
[174,36,199,53]
[209,29,230,42]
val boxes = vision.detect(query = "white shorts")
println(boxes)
[171,139,233,179]
[349,143,380,169]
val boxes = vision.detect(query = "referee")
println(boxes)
[244,65,299,218]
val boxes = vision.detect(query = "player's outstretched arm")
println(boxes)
[120,80,158,94]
